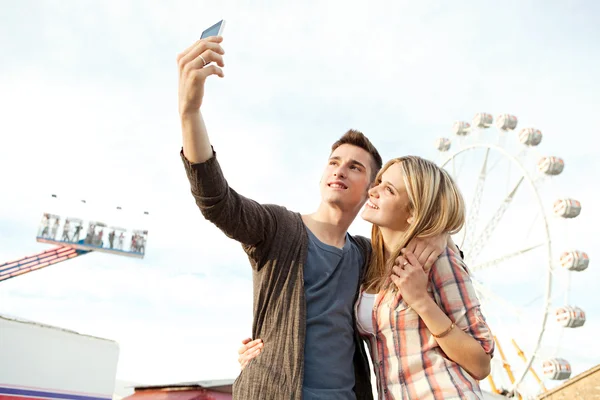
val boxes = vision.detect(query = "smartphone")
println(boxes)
[201,20,226,39]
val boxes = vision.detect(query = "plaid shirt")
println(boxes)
[356,247,495,400]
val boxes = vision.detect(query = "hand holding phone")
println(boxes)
[196,20,226,68]
[177,21,226,115]
[201,19,226,39]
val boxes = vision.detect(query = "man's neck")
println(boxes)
[302,203,359,249]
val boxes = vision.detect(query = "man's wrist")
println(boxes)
[180,109,201,123]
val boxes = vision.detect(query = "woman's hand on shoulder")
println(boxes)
[238,338,263,370]
[391,251,432,310]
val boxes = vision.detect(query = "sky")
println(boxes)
[0,0,599,397]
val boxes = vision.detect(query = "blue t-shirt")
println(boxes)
[302,227,364,400]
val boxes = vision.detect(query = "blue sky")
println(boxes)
[1,0,599,396]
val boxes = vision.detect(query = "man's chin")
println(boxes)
[322,195,349,207]
[322,196,343,206]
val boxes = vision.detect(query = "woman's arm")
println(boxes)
[391,250,494,380]
[237,338,264,370]
[411,296,491,380]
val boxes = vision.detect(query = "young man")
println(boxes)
[177,36,445,399]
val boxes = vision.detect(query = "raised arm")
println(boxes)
[177,36,277,249]
[178,36,224,163]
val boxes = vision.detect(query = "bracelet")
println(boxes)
[432,322,455,338]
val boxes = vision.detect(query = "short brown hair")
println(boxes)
[331,129,383,182]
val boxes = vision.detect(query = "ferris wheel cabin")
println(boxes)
[553,199,581,218]
[518,128,543,146]
[555,306,586,328]
[472,113,493,129]
[560,250,589,272]
[452,121,471,136]
[496,114,518,131]
[435,137,451,152]
[542,358,572,381]
[538,156,565,176]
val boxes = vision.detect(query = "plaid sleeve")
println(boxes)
[430,247,495,356]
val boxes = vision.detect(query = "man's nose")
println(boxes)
[333,167,347,179]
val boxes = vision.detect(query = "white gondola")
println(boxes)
[452,121,471,136]
[555,306,586,328]
[435,138,451,152]
[542,358,572,380]
[538,156,564,176]
[553,199,581,218]
[559,250,589,272]
[496,114,518,131]
[472,113,493,129]
[519,128,543,146]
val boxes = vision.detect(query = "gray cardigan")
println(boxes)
[182,150,374,400]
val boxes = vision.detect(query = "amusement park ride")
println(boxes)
[0,197,149,282]
[435,113,590,398]
[0,198,151,400]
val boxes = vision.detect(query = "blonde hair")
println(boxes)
[364,156,466,292]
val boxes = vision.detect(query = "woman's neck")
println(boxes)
[380,227,408,262]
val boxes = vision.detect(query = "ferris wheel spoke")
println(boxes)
[472,280,524,320]
[523,292,545,309]
[485,152,506,176]
[457,150,472,180]
[547,283,571,307]
[471,243,545,272]
[452,155,456,177]
[463,148,490,249]
[465,175,525,263]
[563,269,571,304]
[506,155,512,194]
[524,213,540,241]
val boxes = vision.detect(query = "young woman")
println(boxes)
[239,156,495,399]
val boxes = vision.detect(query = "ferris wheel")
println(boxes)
[434,113,589,398]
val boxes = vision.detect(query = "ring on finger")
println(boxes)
[199,55,208,66]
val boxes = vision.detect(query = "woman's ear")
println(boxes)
[407,215,415,225]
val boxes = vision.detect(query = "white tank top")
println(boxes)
[356,291,376,335]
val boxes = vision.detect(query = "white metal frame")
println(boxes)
[441,143,554,393]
